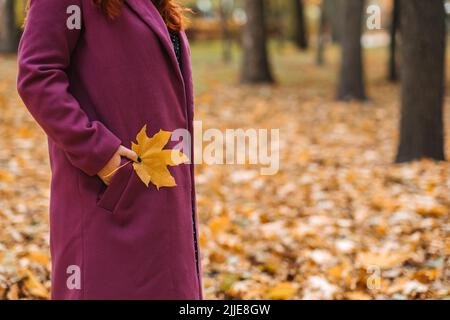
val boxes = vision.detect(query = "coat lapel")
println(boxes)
[125,0,183,81]
[179,31,194,116]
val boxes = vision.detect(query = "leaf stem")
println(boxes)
[103,160,133,179]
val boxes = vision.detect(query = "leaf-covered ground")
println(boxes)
[0,43,449,299]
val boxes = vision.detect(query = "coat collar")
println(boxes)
[125,0,184,80]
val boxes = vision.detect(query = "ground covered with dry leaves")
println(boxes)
[0,43,449,300]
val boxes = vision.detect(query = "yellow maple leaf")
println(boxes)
[131,125,189,189]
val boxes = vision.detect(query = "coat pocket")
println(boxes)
[97,159,134,213]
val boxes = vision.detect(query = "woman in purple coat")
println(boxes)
[17,0,202,300]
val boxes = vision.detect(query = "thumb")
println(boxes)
[118,146,139,162]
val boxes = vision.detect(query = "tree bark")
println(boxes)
[330,0,344,43]
[293,0,308,50]
[273,0,286,50]
[337,0,367,101]
[219,0,233,64]
[0,0,18,53]
[388,0,400,82]
[241,0,274,84]
[396,0,446,162]
[316,0,327,66]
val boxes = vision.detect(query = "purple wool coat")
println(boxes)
[17,0,202,300]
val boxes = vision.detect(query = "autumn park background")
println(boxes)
[0,0,449,300]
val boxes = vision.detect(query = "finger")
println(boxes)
[118,146,139,162]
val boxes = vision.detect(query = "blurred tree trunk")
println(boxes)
[330,0,343,43]
[388,0,400,82]
[293,0,308,50]
[0,0,19,53]
[396,0,446,162]
[337,0,367,101]
[219,0,233,64]
[241,0,274,84]
[316,0,327,65]
[273,0,286,50]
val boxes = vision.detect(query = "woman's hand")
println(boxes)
[98,146,138,185]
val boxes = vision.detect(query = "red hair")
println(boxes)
[25,0,188,32]
[92,0,188,32]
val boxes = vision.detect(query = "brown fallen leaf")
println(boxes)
[25,251,50,265]
[413,269,438,284]
[0,170,15,182]
[6,283,20,300]
[266,282,297,300]
[327,265,344,278]
[416,205,448,217]
[357,251,411,269]
[344,291,372,300]
[21,269,50,299]
[209,216,231,235]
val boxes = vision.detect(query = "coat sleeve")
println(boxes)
[17,0,122,176]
